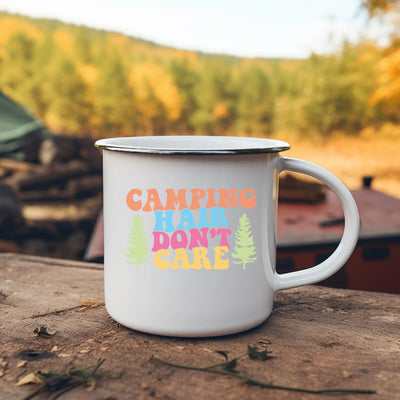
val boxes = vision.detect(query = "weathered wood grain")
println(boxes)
[0,253,399,399]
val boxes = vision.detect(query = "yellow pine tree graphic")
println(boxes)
[232,213,257,270]
[126,214,150,269]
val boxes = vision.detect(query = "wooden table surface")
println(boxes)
[1,253,399,400]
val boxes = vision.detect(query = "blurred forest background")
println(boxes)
[1,0,400,196]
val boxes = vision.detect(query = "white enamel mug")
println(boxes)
[96,136,359,337]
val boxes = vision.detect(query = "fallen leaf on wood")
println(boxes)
[57,353,71,358]
[86,379,96,391]
[141,382,149,389]
[257,338,271,345]
[247,345,271,361]
[78,300,104,312]
[215,350,229,361]
[0,357,8,377]
[17,361,27,368]
[33,326,57,338]
[17,359,113,400]
[17,371,47,386]
[31,300,104,318]
[342,370,355,379]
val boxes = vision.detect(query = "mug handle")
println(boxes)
[273,157,360,291]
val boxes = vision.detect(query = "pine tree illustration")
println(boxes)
[126,214,150,269]
[232,213,257,270]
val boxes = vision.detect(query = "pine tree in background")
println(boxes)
[94,55,135,137]
[44,56,90,133]
[169,59,198,133]
[0,32,36,103]
[235,64,274,136]
[232,213,257,270]
[190,60,236,135]
[126,214,150,269]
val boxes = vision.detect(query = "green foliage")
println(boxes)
[126,214,150,269]
[247,345,271,361]
[168,59,198,133]
[0,32,37,107]
[45,56,91,133]
[0,11,398,139]
[154,345,376,395]
[18,359,116,399]
[232,213,257,270]
[235,65,274,135]
[190,60,236,134]
[94,56,135,137]
[299,44,378,136]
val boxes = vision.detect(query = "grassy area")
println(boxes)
[275,126,400,198]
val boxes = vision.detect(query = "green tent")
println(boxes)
[0,91,50,159]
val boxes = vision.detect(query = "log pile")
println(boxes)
[0,135,103,260]
[279,173,326,203]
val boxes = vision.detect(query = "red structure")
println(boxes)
[277,186,400,294]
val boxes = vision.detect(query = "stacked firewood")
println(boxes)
[0,135,103,260]
[279,173,326,203]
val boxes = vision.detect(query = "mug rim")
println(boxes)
[95,135,290,155]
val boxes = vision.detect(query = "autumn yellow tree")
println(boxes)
[0,15,41,46]
[2,9,400,139]
[362,0,400,16]
[43,55,91,133]
[129,62,181,134]
[93,55,135,137]
[364,0,400,123]
[235,64,274,136]
[0,17,42,107]
[370,48,400,122]
[190,60,236,135]
[168,59,198,133]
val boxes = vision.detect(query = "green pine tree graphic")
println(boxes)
[232,213,257,270]
[126,214,150,269]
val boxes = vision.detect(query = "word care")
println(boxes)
[125,188,258,270]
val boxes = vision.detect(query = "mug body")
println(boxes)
[100,137,285,336]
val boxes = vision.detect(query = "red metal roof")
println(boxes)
[278,188,400,246]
